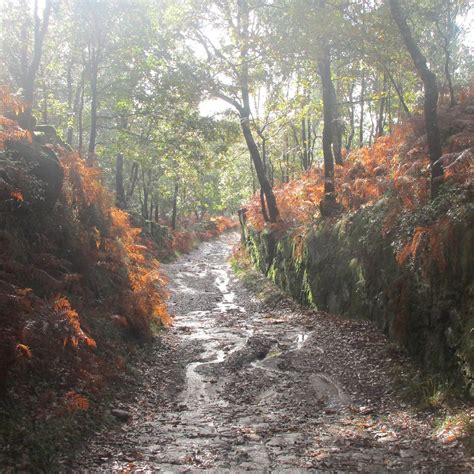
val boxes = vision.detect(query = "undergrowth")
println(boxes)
[0,89,172,469]
[246,97,474,263]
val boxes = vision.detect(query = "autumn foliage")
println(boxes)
[166,216,239,256]
[0,87,32,147]
[246,96,474,272]
[249,126,472,231]
[0,89,170,402]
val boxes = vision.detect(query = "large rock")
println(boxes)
[5,139,64,211]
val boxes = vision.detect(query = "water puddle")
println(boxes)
[310,373,351,406]
[183,333,250,405]
[295,333,309,350]
[250,346,285,375]
[214,269,229,293]
[216,301,246,313]
[223,291,235,303]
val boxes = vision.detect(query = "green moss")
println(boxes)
[240,183,474,394]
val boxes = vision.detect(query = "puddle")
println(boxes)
[216,301,246,313]
[310,373,351,406]
[223,291,236,303]
[183,333,249,405]
[295,333,309,350]
[214,269,230,293]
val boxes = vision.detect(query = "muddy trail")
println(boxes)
[70,233,472,472]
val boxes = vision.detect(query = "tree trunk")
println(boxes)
[237,0,279,223]
[240,118,279,222]
[249,155,256,194]
[444,49,456,107]
[141,176,148,220]
[301,116,309,170]
[66,61,74,144]
[171,180,179,231]
[149,197,154,226]
[346,82,355,151]
[66,65,84,146]
[385,68,411,116]
[388,0,443,197]
[359,72,365,147]
[78,75,85,153]
[435,5,457,107]
[87,46,98,165]
[115,153,126,209]
[307,114,313,168]
[376,74,388,137]
[19,0,52,130]
[41,76,48,123]
[318,47,335,197]
[126,162,139,202]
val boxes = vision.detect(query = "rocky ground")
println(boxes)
[66,233,473,472]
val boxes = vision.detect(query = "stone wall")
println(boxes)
[243,187,474,395]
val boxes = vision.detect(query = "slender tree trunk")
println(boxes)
[368,99,375,145]
[238,0,279,223]
[87,47,98,165]
[333,122,343,165]
[318,47,335,197]
[307,114,313,167]
[240,119,279,222]
[439,31,456,107]
[444,50,456,107]
[301,116,308,170]
[41,77,48,123]
[377,73,388,137]
[283,133,290,182]
[66,65,84,146]
[385,68,411,116]
[78,75,85,153]
[387,93,393,133]
[19,0,52,130]
[435,7,457,107]
[126,162,138,202]
[346,82,355,151]
[260,134,267,174]
[250,156,256,194]
[171,180,179,231]
[66,61,74,143]
[115,153,126,209]
[388,0,443,197]
[359,72,365,147]
[141,168,148,220]
[149,198,154,226]
[292,125,304,170]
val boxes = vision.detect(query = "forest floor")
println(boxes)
[66,233,473,472]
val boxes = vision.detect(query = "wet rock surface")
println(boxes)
[69,233,472,472]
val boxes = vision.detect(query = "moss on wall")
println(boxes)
[243,185,474,395]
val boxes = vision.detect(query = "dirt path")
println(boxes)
[71,233,472,472]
